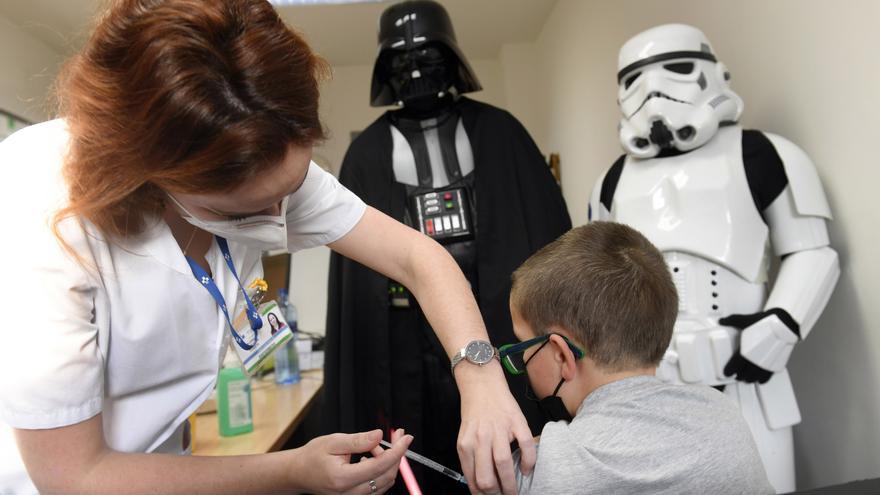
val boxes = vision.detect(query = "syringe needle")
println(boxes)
[378,439,468,485]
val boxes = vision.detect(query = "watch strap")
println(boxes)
[450,348,467,372]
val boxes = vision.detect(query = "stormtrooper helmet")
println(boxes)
[617,24,743,158]
[370,0,481,107]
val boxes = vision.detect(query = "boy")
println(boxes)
[503,222,773,494]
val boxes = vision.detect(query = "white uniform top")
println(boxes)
[0,120,366,494]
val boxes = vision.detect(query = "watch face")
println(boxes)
[466,340,494,364]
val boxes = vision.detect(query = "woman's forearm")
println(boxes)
[15,416,304,495]
[398,235,511,396]
[329,207,502,380]
[72,449,301,495]
[402,237,490,356]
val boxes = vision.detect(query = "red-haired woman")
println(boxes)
[0,1,533,494]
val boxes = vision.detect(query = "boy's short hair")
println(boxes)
[510,221,677,371]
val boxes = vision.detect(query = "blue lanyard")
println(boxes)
[185,236,263,350]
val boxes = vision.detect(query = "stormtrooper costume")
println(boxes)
[324,2,570,493]
[589,24,839,493]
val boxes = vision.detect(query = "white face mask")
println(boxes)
[167,194,290,252]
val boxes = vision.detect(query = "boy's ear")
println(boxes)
[547,329,579,381]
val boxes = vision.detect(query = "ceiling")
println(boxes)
[0,0,558,66]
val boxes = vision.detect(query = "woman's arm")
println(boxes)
[14,414,411,495]
[329,207,537,495]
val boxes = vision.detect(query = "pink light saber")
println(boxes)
[397,454,422,495]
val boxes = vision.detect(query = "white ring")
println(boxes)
[369,479,378,493]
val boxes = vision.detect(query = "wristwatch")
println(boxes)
[450,340,497,372]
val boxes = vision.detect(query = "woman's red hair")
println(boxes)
[54,0,328,241]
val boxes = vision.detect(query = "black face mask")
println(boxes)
[386,44,454,104]
[529,378,573,423]
[521,338,574,423]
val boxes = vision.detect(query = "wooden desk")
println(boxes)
[194,370,323,456]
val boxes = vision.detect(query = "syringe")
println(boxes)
[378,439,468,485]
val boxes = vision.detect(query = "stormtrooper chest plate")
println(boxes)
[611,126,769,282]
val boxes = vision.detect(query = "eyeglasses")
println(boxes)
[497,333,585,376]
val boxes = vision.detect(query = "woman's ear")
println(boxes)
[547,330,579,381]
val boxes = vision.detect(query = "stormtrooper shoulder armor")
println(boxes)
[762,132,832,220]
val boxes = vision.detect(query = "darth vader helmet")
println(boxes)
[370,0,481,107]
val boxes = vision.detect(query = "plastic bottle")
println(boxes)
[217,366,253,436]
[274,288,301,385]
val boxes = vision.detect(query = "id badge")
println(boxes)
[231,299,293,375]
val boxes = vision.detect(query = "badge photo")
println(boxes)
[232,299,294,375]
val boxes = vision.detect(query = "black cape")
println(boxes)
[323,97,571,492]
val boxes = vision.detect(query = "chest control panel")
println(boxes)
[412,188,473,243]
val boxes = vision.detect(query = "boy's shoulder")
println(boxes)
[565,376,749,445]
[575,375,742,423]
[516,376,773,494]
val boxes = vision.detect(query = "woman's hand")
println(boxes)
[456,362,536,495]
[288,428,412,495]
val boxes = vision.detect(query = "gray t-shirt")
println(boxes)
[516,376,773,494]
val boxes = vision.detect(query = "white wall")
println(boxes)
[0,16,63,123]
[498,41,551,154]
[290,58,508,334]
[504,0,880,489]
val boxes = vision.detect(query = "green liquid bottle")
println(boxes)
[217,366,254,437]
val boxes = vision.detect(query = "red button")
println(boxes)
[425,219,434,235]
[443,192,453,200]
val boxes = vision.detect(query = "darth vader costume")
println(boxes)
[323,1,571,492]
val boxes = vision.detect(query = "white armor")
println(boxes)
[592,24,840,493]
